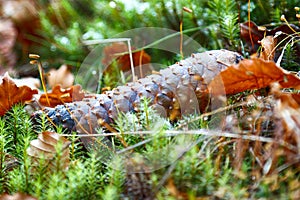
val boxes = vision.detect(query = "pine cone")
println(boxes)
[32,50,243,134]
[123,158,154,200]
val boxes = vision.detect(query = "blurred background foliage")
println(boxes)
[0,0,299,75]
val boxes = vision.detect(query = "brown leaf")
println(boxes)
[0,193,37,200]
[263,85,300,173]
[259,36,277,61]
[47,65,74,89]
[1,0,38,24]
[1,0,46,63]
[0,19,17,73]
[0,73,38,116]
[117,50,151,71]
[102,42,129,66]
[209,59,300,95]
[166,179,207,200]
[102,42,151,75]
[27,131,70,170]
[166,179,189,199]
[39,85,85,107]
[240,21,300,56]
[240,21,264,51]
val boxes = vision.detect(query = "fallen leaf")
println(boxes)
[47,65,74,89]
[1,0,41,60]
[27,131,70,170]
[12,77,40,90]
[102,42,151,76]
[1,0,38,24]
[209,58,300,95]
[166,178,188,199]
[0,193,37,200]
[0,73,38,116]
[102,42,129,66]
[116,49,151,72]
[259,36,277,61]
[240,21,300,55]
[0,19,17,74]
[240,21,265,52]
[260,84,300,173]
[166,178,207,200]
[39,85,85,107]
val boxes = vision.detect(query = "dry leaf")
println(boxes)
[166,179,188,199]
[12,77,40,90]
[1,0,38,24]
[0,193,37,200]
[47,65,74,88]
[240,21,300,56]
[166,179,206,200]
[0,19,17,73]
[240,21,264,52]
[259,36,277,61]
[272,84,300,143]
[39,84,85,107]
[102,42,151,76]
[260,84,300,173]
[1,0,41,59]
[27,131,70,170]
[102,42,129,66]
[209,58,300,95]
[0,73,38,116]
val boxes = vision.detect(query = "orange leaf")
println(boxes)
[0,73,38,116]
[209,58,300,95]
[102,42,151,73]
[39,85,85,107]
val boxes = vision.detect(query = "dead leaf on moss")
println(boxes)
[0,73,38,116]
[259,84,300,174]
[39,85,85,107]
[209,59,300,95]
[0,193,37,200]
[272,84,300,138]
[47,65,74,89]
[27,131,70,170]
[240,21,300,55]
[166,178,206,200]
[259,36,277,61]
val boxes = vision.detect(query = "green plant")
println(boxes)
[207,0,240,49]
[0,118,12,193]
[281,43,300,71]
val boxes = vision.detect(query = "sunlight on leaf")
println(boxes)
[0,73,38,116]
[39,84,85,107]
[209,58,300,95]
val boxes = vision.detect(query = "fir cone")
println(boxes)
[32,50,243,134]
[123,158,154,200]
